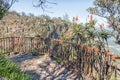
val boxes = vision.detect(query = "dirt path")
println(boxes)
[9,53,120,80]
[9,53,77,80]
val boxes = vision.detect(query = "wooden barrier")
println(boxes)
[0,37,120,79]
[53,39,120,59]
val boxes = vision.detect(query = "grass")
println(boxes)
[110,73,115,80]
[0,53,32,80]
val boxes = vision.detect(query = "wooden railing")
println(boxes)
[51,39,120,80]
[0,37,120,80]
[0,37,50,54]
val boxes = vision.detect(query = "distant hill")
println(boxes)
[0,11,72,38]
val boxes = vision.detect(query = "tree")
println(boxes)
[0,0,17,19]
[28,13,34,17]
[21,12,26,16]
[32,0,57,12]
[63,13,70,21]
[87,0,120,44]
[0,0,55,20]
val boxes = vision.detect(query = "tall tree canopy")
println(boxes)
[88,0,120,44]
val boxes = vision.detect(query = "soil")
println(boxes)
[9,53,78,80]
[9,53,120,80]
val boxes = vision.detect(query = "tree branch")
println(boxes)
[32,0,56,12]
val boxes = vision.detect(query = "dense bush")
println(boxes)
[0,53,32,80]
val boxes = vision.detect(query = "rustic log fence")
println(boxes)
[0,37,120,80]
[51,39,120,80]
[0,37,50,54]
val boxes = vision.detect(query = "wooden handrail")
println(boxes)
[52,38,120,59]
[0,37,120,59]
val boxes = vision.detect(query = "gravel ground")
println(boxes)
[9,53,120,80]
[9,53,78,80]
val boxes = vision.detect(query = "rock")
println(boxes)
[40,71,49,79]
[46,76,53,80]
[54,67,65,76]
[9,52,15,56]
[0,76,2,80]
[50,62,56,68]
[0,76,7,80]
[48,67,54,72]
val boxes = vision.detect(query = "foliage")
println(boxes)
[0,0,16,19]
[68,20,110,50]
[110,73,115,80]
[87,0,120,44]
[0,53,32,80]
[51,38,116,80]
[0,11,71,37]
[51,18,114,79]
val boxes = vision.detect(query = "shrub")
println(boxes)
[0,53,32,80]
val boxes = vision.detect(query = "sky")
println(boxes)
[9,0,120,55]
[10,0,97,23]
